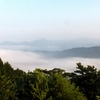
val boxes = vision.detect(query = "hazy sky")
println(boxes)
[0,0,100,42]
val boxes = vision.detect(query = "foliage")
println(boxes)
[69,62,100,100]
[47,72,86,100]
[0,58,92,100]
[29,69,49,100]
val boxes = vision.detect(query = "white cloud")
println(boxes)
[0,49,100,72]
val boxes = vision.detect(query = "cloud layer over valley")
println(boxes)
[0,49,100,72]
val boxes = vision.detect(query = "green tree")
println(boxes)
[47,72,87,100]
[0,75,17,100]
[70,63,100,100]
[29,69,49,100]
[0,58,87,100]
[0,58,18,100]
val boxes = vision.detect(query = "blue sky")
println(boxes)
[0,0,100,41]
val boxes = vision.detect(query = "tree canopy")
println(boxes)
[68,62,100,100]
[0,58,87,100]
[1,58,100,100]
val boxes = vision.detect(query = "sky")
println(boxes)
[0,0,100,42]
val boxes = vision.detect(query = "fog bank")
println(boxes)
[0,49,100,72]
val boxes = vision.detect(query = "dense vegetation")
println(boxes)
[0,58,100,100]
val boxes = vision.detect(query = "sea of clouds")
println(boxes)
[0,49,100,72]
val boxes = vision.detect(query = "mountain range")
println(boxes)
[0,38,100,51]
[35,46,100,58]
[0,38,100,58]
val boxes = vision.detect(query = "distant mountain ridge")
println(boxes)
[34,46,100,58]
[0,38,100,58]
[0,38,100,51]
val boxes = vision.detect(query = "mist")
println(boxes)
[0,49,100,72]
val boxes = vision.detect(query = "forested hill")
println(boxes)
[35,46,100,58]
[0,58,100,100]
